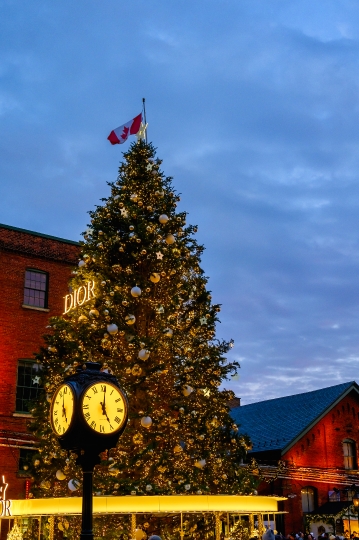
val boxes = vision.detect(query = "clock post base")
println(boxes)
[77,452,101,540]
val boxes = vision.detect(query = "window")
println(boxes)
[343,439,357,470]
[16,361,42,413]
[23,269,48,308]
[301,486,316,512]
[18,449,35,473]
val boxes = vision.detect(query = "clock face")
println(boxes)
[51,384,74,436]
[81,382,127,434]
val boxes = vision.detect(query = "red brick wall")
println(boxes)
[258,390,359,534]
[0,226,79,501]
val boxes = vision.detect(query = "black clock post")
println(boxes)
[50,362,129,540]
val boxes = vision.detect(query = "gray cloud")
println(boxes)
[2,0,359,403]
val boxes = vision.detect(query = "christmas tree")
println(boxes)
[29,140,255,537]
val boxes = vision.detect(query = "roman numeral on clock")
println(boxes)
[91,421,96,429]
[114,416,120,424]
[100,425,105,433]
[84,412,90,420]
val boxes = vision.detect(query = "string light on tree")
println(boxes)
[29,139,254,539]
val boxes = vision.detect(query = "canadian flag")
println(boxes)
[107,113,142,145]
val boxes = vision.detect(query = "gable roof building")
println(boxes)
[231,381,358,456]
[231,382,359,536]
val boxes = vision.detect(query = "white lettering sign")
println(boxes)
[63,281,96,314]
[0,476,12,516]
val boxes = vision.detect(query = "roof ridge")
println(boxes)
[0,223,80,246]
[236,381,356,409]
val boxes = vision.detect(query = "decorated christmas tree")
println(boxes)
[29,139,255,537]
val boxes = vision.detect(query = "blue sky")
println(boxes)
[2,0,359,403]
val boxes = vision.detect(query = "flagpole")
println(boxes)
[142,98,147,143]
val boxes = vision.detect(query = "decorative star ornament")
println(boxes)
[199,317,207,325]
[146,162,154,171]
[156,251,164,260]
[120,207,128,217]
[32,376,41,385]
[136,122,148,141]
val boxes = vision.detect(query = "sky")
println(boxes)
[2,1,359,404]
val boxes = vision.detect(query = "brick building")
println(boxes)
[0,223,79,502]
[231,382,359,536]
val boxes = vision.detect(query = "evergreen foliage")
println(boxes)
[28,141,254,536]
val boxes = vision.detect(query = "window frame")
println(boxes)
[15,359,43,414]
[343,439,357,470]
[18,448,36,475]
[301,486,316,513]
[23,268,49,310]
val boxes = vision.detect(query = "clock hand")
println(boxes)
[102,386,111,422]
[62,395,67,423]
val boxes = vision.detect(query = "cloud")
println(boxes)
[2,0,359,403]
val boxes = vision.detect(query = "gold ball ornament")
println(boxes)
[89,309,99,318]
[132,364,142,376]
[183,385,194,396]
[56,470,66,481]
[165,234,176,245]
[125,314,136,325]
[194,459,206,469]
[159,214,169,224]
[150,273,160,283]
[130,193,138,202]
[133,433,143,444]
[173,444,183,454]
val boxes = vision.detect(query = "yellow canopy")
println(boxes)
[10,494,286,517]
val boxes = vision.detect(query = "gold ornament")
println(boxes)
[165,234,176,244]
[125,314,136,325]
[150,273,160,283]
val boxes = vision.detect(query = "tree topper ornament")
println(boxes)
[136,122,148,142]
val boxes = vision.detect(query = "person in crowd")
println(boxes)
[262,529,275,540]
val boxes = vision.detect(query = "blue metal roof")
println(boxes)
[230,381,357,454]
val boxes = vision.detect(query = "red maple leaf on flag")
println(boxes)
[120,126,129,140]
